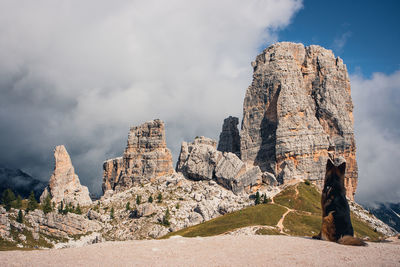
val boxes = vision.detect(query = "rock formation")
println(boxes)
[217,116,241,157]
[176,136,261,194]
[40,145,92,207]
[102,119,174,192]
[240,42,357,199]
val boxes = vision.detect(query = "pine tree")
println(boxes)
[17,209,23,223]
[2,188,16,211]
[157,193,162,203]
[27,191,38,212]
[255,191,260,205]
[110,207,114,219]
[125,202,130,211]
[136,195,141,205]
[42,195,53,214]
[162,208,170,227]
[262,194,269,204]
[148,195,153,203]
[58,201,64,214]
[75,204,82,214]
[15,195,22,209]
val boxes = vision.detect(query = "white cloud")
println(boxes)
[0,0,302,194]
[352,71,400,205]
[332,31,351,54]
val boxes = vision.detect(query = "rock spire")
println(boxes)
[40,145,92,206]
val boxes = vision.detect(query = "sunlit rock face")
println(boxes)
[240,42,357,199]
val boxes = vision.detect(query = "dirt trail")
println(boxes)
[272,183,300,234]
[1,235,399,267]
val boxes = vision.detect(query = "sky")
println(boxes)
[0,0,398,205]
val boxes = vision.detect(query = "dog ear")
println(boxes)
[326,158,335,171]
[338,162,346,174]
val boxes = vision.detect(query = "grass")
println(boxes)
[351,214,384,241]
[162,204,286,238]
[162,182,386,241]
[255,227,283,235]
[274,182,321,214]
[283,211,321,236]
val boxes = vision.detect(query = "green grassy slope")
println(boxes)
[163,182,384,241]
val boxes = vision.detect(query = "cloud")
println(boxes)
[332,31,352,54]
[0,0,302,195]
[352,71,400,205]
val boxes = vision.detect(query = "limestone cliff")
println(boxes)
[40,145,92,207]
[240,42,357,199]
[217,116,241,157]
[102,119,174,192]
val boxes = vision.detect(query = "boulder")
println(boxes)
[177,137,261,194]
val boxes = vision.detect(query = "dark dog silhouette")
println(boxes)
[313,159,366,246]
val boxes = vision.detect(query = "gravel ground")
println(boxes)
[1,235,399,267]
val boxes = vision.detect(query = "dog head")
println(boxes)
[323,159,346,195]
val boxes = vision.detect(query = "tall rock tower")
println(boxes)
[240,42,357,199]
[102,119,174,192]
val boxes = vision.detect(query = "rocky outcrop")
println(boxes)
[176,136,261,194]
[40,145,92,207]
[240,42,357,199]
[102,157,123,192]
[102,119,174,192]
[217,116,241,157]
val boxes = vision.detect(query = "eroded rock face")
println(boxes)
[217,116,241,157]
[177,136,261,194]
[102,157,123,192]
[40,145,92,207]
[240,42,357,199]
[102,119,174,192]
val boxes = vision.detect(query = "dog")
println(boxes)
[313,159,367,246]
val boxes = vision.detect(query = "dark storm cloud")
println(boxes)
[0,0,302,195]
[352,71,400,205]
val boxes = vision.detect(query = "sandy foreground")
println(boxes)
[1,235,399,267]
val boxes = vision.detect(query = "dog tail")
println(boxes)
[338,235,367,246]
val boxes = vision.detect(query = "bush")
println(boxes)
[15,195,22,209]
[304,180,311,186]
[176,203,180,209]
[75,204,82,215]
[157,193,162,203]
[136,195,141,205]
[148,195,153,203]
[126,202,131,211]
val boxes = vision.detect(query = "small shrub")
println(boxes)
[304,180,311,186]
[75,204,82,215]
[176,203,180,209]
[255,192,260,205]
[126,202,131,211]
[157,193,162,203]
[136,195,141,205]
[148,195,153,203]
